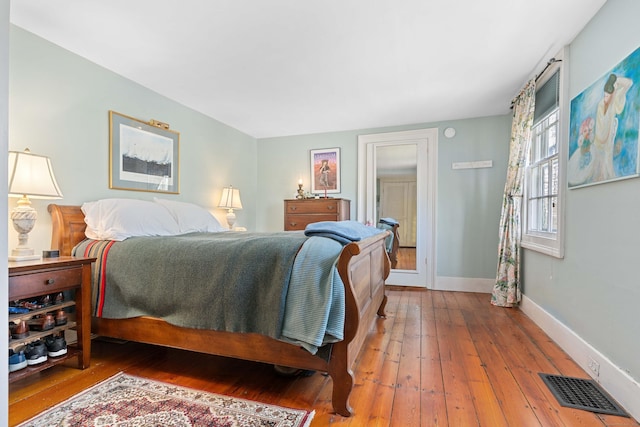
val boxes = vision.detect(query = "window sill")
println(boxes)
[521,239,564,259]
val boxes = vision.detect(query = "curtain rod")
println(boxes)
[510,58,563,109]
[535,58,562,82]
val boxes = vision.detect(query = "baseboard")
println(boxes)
[435,276,494,293]
[520,295,640,421]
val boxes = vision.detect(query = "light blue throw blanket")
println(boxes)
[282,236,344,353]
[304,220,385,245]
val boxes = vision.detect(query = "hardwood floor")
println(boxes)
[9,287,639,426]
[396,247,416,270]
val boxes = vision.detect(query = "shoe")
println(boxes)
[38,294,52,306]
[28,314,55,331]
[44,335,67,357]
[24,340,48,365]
[18,300,43,310]
[53,292,64,305]
[55,309,68,326]
[11,320,29,339]
[9,349,27,372]
[9,306,30,314]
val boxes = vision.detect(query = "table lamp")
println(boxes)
[8,149,63,261]
[218,185,242,229]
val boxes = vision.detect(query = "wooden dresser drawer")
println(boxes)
[286,199,344,214]
[9,266,83,300]
[285,214,342,230]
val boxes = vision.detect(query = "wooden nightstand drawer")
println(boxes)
[9,266,83,300]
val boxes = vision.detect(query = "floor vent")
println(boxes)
[539,373,628,417]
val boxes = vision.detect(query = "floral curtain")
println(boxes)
[491,79,536,307]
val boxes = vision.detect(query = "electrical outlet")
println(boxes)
[588,356,600,377]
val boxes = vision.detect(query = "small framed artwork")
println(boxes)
[109,111,180,193]
[310,147,341,195]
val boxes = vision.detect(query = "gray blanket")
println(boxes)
[87,232,309,339]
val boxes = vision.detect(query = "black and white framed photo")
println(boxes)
[109,111,180,194]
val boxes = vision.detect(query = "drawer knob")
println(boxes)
[45,278,55,285]
[327,206,335,210]
[290,206,297,211]
[289,222,297,227]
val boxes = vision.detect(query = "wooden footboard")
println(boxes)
[48,204,390,416]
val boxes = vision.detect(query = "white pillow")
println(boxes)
[154,197,227,233]
[82,198,181,241]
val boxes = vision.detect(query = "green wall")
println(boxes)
[8,26,258,253]
[523,0,640,390]
[257,114,511,279]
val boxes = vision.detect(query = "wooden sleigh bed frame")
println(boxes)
[48,204,390,416]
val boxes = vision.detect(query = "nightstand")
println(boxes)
[8,256,95,382]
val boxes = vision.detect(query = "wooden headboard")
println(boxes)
[48,204,87,257]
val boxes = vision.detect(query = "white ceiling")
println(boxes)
[10,0,606,139]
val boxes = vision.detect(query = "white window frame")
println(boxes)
[521,48,567,259]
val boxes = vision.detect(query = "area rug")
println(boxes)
[18,372,314,427]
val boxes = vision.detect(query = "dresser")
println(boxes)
[284,198,350,231]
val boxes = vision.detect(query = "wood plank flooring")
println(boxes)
[396,247,416,270]
[9,287,639,426]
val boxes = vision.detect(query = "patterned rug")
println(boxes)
[18,372,314,427]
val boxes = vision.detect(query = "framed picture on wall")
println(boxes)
[310,147,341,195]
[109,110,180,194]
[568,46,640,189]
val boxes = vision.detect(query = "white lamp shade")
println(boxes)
[218,186,243,210]
[8,150,63,199]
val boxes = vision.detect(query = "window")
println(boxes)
[528,106,559,234]
[521,52,566,258]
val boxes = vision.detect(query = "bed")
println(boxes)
[48,202,390,416]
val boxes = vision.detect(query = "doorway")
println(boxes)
[357,128,437,288]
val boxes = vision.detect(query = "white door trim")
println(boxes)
[357,128,437,288]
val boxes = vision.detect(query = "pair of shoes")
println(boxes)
[28,314,55,332]
[38,294,52,306]
[24,340,48,365]
[36,293,64,306]
[54,309,68,326]
[9,349,27,372]
[44,334,67,357]
[11,320,29,339]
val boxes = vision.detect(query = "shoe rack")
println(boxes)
[8,257,96,383]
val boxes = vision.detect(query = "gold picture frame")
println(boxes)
[109,111,180,194]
